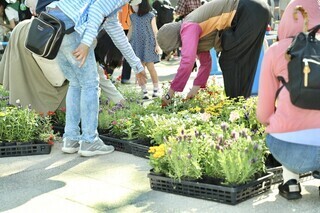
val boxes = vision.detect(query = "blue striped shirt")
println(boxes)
[50,0,144,73]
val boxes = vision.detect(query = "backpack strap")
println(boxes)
[274,76,286,111]
[65,26,75,34]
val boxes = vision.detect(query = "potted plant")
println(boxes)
[0,103,58,157]
[48,107,66,136]
[147,123,273,205]
[0,85,9,108]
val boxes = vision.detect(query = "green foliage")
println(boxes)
[0,105,55,143]
[0,85,9,108]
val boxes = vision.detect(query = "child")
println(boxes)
[127,0,160,99]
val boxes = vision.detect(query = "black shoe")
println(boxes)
[312,171,320,179]
[121,79,131,84]
[278,179,302,200]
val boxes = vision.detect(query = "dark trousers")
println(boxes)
[121,59,131,80]
[121,30,132,81]
[219,0,271,98]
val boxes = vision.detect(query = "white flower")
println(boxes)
[15,99,21,104]
[200,112,211,122]
[229,110,240,122]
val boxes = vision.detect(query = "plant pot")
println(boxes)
[266,166,313,184]
[148,170,273,205]
[0,141,52,157]
[129,138,152,159]
[52,125,65,137]
[99,134,133,153]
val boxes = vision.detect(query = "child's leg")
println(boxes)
[139,63,149,99]
[146,62,160,97]
[145,62,159,86]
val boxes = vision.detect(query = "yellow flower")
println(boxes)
[148,146,157,153]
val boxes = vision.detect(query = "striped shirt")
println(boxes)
[51,0,144,73]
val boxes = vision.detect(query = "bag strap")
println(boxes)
[308,24,320,39]
[65,26,75,34]
[39,11,75,34]
[274,76,286,111]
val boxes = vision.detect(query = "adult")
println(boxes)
[152,0,174,30]
[0,0,129,113]
[175,0,201,21]
[152,0,174,60]
[0,0,11,42]
[0,19,69,113]
[118,3,133,84]
[46,0,147,157]
[2,0,19,29]
[257,0,320,200]
[157,0,271,106]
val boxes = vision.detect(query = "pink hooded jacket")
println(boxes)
[257,0,320,133]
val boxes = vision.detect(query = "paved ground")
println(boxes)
[1,60,320,213]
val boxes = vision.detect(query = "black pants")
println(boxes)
[219,0,271,98]
[121,30,132,81]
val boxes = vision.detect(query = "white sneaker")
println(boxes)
[152,89,160,98]
[78,138,114,157]
[142,91,149,100]
[62,138,79,154]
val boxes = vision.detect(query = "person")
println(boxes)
[157,0,271,107]
[175,0,201,72]
[44,0,147,157]
[0,19,69,113]
[0,0,10,46]
[152,0,174,30]
[175,0,201,21]
[0,0,126,113]
[1,0,20,29]
[152,0,174,60]
[128,0,160,99]
[256,0,320,200]
[118,3,133,84]
[94,29,123,77]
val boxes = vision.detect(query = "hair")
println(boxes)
[135,0,152,16]
[0,0,8,8]
[94,30,123,71]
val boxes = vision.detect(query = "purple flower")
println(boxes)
[181,129,185,135]
[251,157,258,164]
[231,130,239,140]
[221,122,229,131]
[253,143,259,151]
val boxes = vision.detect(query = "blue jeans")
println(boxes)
[49,9,99,143]
[266,134,320,174]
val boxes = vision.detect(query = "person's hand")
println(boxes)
[72,43,90,67]
[135,71,147,86]
[155,45,161,54]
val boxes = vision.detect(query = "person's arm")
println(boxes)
[151,16,160,54]
[103,14,147,85]
[256,47,278,125]
[73,0,123,67]
[4,7,17,29]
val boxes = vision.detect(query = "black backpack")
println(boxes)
[277,7,320,110]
